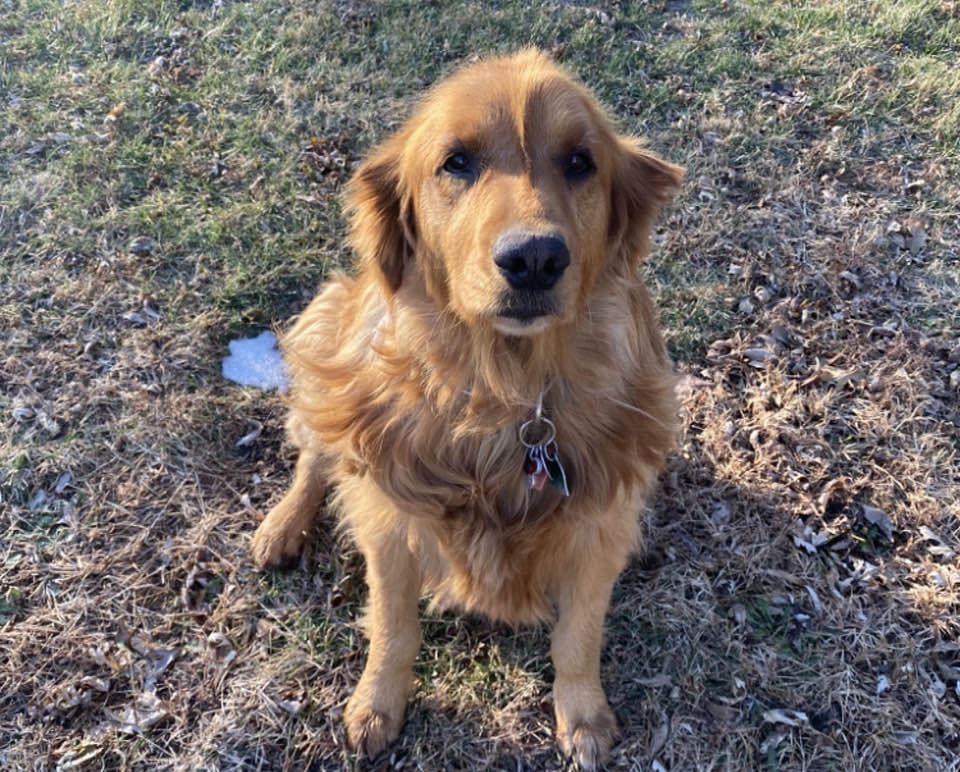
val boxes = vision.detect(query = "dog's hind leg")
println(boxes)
[251,445,328,569]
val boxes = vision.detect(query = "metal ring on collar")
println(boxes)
[518,416,556,448]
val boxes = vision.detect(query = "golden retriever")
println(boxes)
[252,50,683,769]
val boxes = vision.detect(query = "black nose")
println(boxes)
[493,232,570,291]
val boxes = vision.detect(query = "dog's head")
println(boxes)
[346,50,683,337]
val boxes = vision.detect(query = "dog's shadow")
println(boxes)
[300,444,816,769]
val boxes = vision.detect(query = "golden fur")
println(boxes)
[251,50,683,769]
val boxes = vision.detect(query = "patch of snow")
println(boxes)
[222,330,289,393]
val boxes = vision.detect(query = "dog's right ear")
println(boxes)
[345,133,416,293]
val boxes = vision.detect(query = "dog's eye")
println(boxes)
[563,149,595,181]
[442,151,474,177]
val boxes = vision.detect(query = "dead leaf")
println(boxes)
[706,700,738,724]
[12,406,35,421]
[744,348,778,367]
[129,236,156,256]
[278,688,308,715]
[862,504,894,539]
[772,324,803,348]
[635,674,672,688]
[760,728,789,753]
[235,426,262,448]
[711,500,731,526]
[818,477,848,516]
[107,692,169,734]
[838,270,861,289]
[793,523,829,554]
[54,471,72,494]
[904,218,928,254]
[805,585,823,615]
[207,631,236,666]
[37,410,62,438]
[730,603,747,626]
[892,731,918,745]
[55,740,104,770]
[122,311,147,326]
[763,708,808,727]
[647,715,670,758]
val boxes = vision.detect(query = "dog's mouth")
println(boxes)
[497,290,556,322]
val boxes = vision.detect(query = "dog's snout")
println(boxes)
[493,232,570,291]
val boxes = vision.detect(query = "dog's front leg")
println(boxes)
[550,525,633,771]
[251,446,327,568]
[345,519,421,757]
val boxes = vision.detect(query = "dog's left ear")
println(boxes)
[345,134,417,293]
[609,138,684,261]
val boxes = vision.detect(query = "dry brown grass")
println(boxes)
[2,0,959,769]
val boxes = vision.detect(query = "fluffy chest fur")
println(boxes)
[282,270,676,622]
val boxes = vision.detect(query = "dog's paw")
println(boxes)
[556,699,619,771]
[250,509,307,569]
[344,697,404,758]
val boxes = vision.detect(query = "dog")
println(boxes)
[251,49,683,769]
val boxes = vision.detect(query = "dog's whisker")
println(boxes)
[607,396,676,432]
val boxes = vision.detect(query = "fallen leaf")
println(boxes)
[278,688,308,715]
[818,478,847,516]
[647,715,670,758]
[763,708,808,727]
[129,236,156,256]
[107,692,168,734]
[731,603,747,626]
[744,348,778,367]
[838,270,861,289]
[706,700,738,724]
[904,218,928,254]
[760,728,788,753]
[122,311,147,326]
[55,740,103,770]
[207,632,236,666]
[926,669,947,699]
[892,731,918,745]
[805,585,823,615]
[37,410,62,438]
[772,324,803,348]
[12,406,35,421]
[711,500,731,526]
[635,674,672,688]
[793,523,829,554]
[54,471,72,494]
[862,504,894,539]
[235,426,262,448]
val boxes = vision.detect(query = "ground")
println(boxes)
[2,1,959,769]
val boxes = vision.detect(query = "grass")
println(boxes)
[2,0,960,768]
